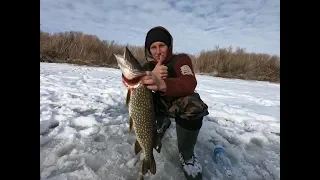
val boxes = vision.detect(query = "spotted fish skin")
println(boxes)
[114,47,156,176]
[129,82,156,175]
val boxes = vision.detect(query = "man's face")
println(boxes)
[150,41,168,63]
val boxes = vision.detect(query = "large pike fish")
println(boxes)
[114,47,157,177]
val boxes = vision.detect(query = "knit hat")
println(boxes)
[145,28,172,52]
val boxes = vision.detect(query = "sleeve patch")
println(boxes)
[180,65,194,76]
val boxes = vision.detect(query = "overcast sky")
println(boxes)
[40,0,280,56]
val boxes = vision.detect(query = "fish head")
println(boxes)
[114,47,146,80]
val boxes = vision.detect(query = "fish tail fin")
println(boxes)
[142,156,156,175]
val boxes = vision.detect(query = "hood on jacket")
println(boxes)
[144,26,173,64]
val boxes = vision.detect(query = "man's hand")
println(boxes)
[141,71,166,92]
[152,59,168,79]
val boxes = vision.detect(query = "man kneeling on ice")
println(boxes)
[122,26,209,180]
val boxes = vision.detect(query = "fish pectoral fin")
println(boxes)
[134,140,142,155]
[150,156,156,174]
[129,117,133,132]
[126,88,131,106]
[142,156,156,175]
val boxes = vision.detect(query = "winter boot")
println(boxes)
[176,119,203,180]
[153,115,171,153]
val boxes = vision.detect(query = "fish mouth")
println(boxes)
[122,73,145,89]
[114,47,145,80]
[122,77,142,89]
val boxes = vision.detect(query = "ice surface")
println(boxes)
[40,63,280,180]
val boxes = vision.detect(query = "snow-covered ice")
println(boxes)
[40,62,280,180]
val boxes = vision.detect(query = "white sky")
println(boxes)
[40,0,280,56]
[40,0,280,55]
